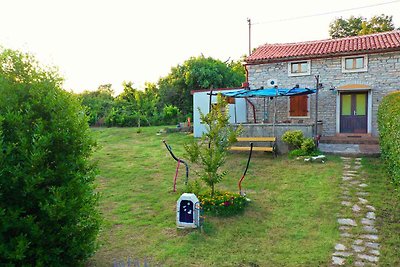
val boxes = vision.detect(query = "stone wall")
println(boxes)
[246,52,400,137]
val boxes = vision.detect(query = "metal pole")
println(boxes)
[273,86,278,137]
[263,97,266,123]
[247,18,251,56]
[314,75,319,146]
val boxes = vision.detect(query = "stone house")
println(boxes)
[244,30,400,138]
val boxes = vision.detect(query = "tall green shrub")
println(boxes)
[282,130,304,150]
[0,48,100,266]
[184,94,241,196]
[378,91,400,185]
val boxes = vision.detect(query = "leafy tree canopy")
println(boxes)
[329,14,396,38]
[79,84,115,125]
[158,55,245,116]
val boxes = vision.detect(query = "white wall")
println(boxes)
[193,89,247,137]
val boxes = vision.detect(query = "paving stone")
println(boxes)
[332,256,346,265]
[342,176,353,181]
[366,212,376,220]
[339,226,351,231]
[352,245,365,252]
[341,157,352,160]
[346,170,358,174]
[342,190,350,195]
[344,172,357,177]
[365,242,380,249]
[369,249,380,256]
[355,158,362,161]
[341,201,351,207]
[354,261,365,267]
[356,192,369,196]
[361,218,375,225]
[335,243,346,251]
[363,225,378,233]
[358,198,368,204]
[352,204,361,212]
[358,254,379,263]
[340,232,353,238]
[361,234,379,240]
[359,183,368,187]
[350,180,361,185]
[354,165,362,169]
[333,251,352,257]
[354,239,363,245]
[338,218,357,226]
[366,205,376,211]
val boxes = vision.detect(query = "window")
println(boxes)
[342,55,368,73]
[288,60,311,76]
[289,95,309,117]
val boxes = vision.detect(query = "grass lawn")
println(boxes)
[87,126,344,266]
[362,158,400,267]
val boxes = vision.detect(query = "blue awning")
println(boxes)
[222,87,316,98]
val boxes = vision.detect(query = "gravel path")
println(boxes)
[331,157,380,266]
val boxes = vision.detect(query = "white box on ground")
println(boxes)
[176,193,200,229]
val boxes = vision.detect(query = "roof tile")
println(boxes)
[246,30,400,63]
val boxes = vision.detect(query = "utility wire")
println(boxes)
[253,0,400,25]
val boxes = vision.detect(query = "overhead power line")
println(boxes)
[253,0,400,25]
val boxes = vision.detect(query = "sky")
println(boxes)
[1,0,400,95]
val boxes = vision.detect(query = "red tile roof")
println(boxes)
[246,30,400,63]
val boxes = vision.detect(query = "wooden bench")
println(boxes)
[230,137,277,156]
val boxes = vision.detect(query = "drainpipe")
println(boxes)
[243,65,256,123]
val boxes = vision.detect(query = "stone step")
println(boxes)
[318,143,380,157]
[319,136,379,145]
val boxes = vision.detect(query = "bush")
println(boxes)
[282,130,304,149]
[162,104,182,125]
[378,91,400,185]
[0,48,100,266]
[199,191,248,216]
[301,137,316,154]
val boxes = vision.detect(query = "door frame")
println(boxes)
[336,89,372,134]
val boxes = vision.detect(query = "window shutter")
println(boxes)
[290,95,308,117]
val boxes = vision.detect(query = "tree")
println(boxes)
[184,94,241,196]
[79,84,115,125]
[0,48,100,266]
[360,15,396,35]
[106,82,162,127]
[329,14,396,38]
[158,55,246,116]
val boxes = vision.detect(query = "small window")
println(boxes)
[288,60,311,76]
[342,55,368,73]
[289,95,309,117]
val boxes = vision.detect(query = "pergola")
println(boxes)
[220,86,317,138]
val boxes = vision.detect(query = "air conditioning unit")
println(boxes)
[267,78,278,87]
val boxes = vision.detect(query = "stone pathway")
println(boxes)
[332,157,380,266]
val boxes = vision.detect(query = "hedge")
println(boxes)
[377,91,400,185]
[0,48,100,266]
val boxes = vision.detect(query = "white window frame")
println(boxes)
[342,55,368,73]
[287,95,311,119]
[288,60,311,77]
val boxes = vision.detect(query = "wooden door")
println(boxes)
[340,93,367,133]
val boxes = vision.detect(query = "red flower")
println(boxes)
[223,201,231,206]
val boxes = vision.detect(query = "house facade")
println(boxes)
[244,30,400,137]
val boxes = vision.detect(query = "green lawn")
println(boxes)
[87,126,345,266]
[362,158,400,267]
